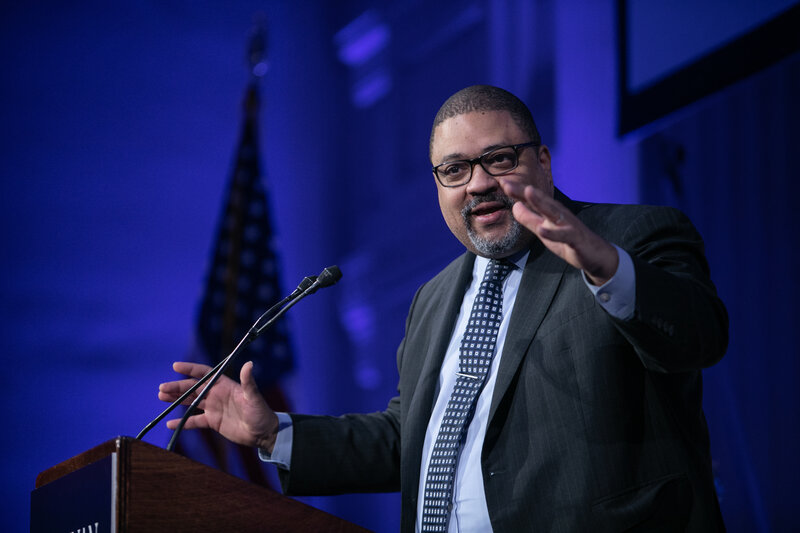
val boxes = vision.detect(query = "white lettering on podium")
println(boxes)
[70,522,99,533]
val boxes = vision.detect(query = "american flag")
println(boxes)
[182,81,293,485]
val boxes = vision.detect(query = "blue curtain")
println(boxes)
[638,52,800,532]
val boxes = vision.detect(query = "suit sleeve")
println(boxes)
[277,400,401,495]
[609,206,729,372]
[276,284,428,495]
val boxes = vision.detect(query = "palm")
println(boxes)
[209,375,273,445]
[159,361,278,449]
[505,182,618,284]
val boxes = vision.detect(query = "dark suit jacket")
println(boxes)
[280,193,728,532]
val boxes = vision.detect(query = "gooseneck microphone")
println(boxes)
[162,265,342,451]
[304,265,342,294]
[135,266,341,445]
[250,265,342,336]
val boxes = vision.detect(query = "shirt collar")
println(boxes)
[474,249,529,277]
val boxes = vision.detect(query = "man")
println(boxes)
[159,85,728,531]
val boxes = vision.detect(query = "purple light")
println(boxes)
[352,69,392,109]
[335,10,391,67]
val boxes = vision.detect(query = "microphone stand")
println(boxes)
[165,280,319,452]
[134,276,316,442]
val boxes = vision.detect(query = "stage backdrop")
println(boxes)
[1,1,797,531]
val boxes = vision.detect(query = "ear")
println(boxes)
[536,145,555,193]
[536,144,552,172]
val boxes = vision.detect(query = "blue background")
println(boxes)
[2,1,798,531]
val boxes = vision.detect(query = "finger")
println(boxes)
[512,202,575,245]
[158,389,194,404]
[158,390,177,403]
[172,361,214,379]
[497,179,561,223]
[521,186,565,224]
[159,378,201,395]
[511,201,546,229]
[497,177,527,201]
[157,390,208,411]
[166,414,209,431]
[240,361,261,403]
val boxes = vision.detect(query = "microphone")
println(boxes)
[159,265,342,451]
[295,275,318,295]
[135,268,339,443]
[251,275,316,332]
[304,265,342,295]
[252,266,341,336]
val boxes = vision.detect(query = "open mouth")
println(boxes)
[464,197,512,226]
[470,201,505,217]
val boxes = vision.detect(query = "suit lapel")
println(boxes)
[402,252,474,521]
[411,252,475,413]
[488,238,569,425]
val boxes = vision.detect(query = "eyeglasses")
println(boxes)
[432,142,538,188]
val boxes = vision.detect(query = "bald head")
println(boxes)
[429,85,542,159]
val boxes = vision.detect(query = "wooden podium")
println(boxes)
[31,436,369,532]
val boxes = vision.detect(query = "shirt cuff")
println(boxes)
[581,244,636,320]
[257,412,293,470]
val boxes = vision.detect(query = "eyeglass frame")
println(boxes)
[432,141,539,188]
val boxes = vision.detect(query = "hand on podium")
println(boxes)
[158,361,279,453]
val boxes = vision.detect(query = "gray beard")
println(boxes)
[462,194,523,258]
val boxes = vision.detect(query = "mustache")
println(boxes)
[461,193,515,218]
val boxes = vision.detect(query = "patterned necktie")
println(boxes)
[421,258,513,532]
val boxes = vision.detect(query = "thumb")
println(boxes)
[240,361,260,402]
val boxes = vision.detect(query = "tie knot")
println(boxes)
[485,259,513,283]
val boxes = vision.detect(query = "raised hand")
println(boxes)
[499,178,619,285]
[158,361,280,452]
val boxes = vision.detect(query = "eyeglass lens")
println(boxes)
[437,146,519,186]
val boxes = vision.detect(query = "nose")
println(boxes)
[465,164,499,196]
